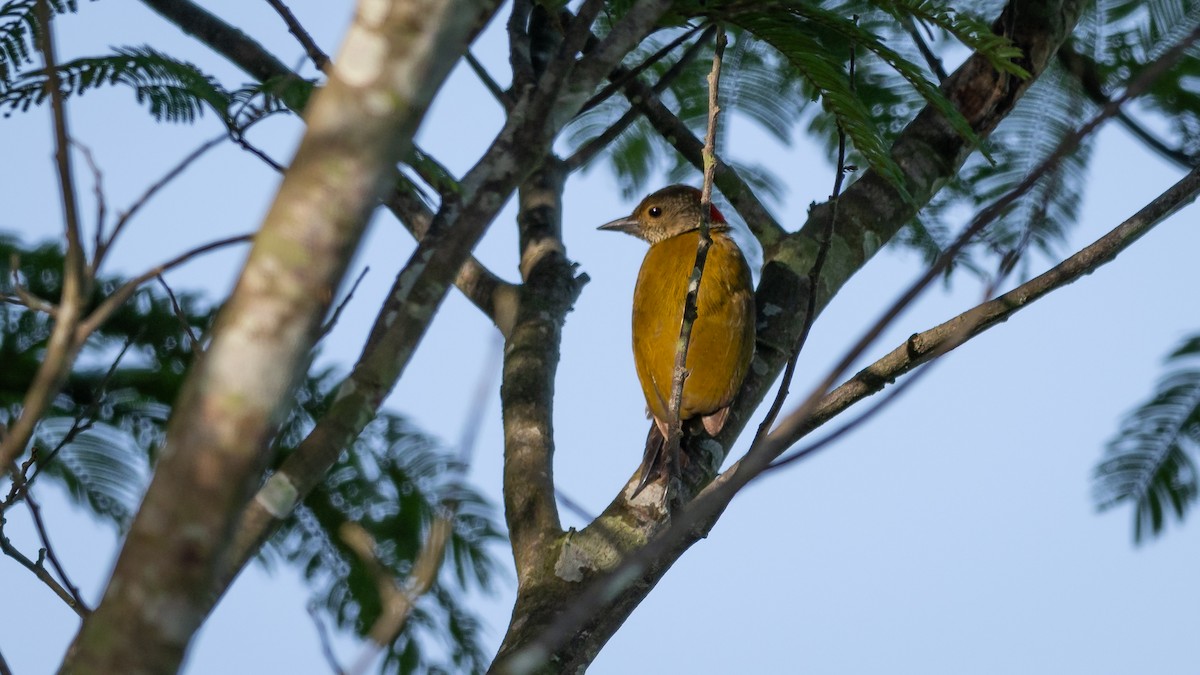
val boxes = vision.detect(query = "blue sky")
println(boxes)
[3,2,1200,673]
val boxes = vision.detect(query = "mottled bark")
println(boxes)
[137,0,515,325]
[60,1,487,672]
[490,1,1090,669]
[215,0,669,643]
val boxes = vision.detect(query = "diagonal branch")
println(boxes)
[494,1,1092,669]
[264,0,330,70]
[213,0,672,630]
[661,26,727,502]
[565,25,715,171]
[138,0,515,324]
[616,63,787,249]
[773,164,1200,456]
[1057,43,1199,170]
[61,2,494,672]
[0,1,89,472]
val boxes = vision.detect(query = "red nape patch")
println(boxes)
[709,203,726,224]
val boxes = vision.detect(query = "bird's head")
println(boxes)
[598,184,727,244]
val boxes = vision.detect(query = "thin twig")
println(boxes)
[577,24,704,115]
[466,51,511,108]
[0,492,86,615]
[97,134,228,272]
[37,0,85,294]
[264,0,330,70]
[341,518,453,675]
[156,275,202,353]
[73,141,108,261]
[231,128,285,173]
[1058,45,1199,170]
[904,16,948,82]
[0,0,89,472]
[24,489,90,613]
[77,233,253,341]
[662,26,727,500]
[752,36,857,445]
[566,25,715,170]
[0,644,12,675]
[6,333,139,505]
[317,266,369,340]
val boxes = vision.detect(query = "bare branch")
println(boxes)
[466,50,512,108]
[0,1,89,472]
[96,134,227,272]
[343,518,453,675]
[753,36,856,444]
[317,266,369,340]
[23,489,89,613]
[769,163,1200,459]
[156,275,203,353]
[616,66,787,249]
[662,26,727,500]
[904,16,948,82]
[62,2,496,671]
[77,234,253,342]
[1,479,88,615]
[576,24,703,116]
[72,142,107,260]
[565,25,715,171]
[264,0,330,70]
[5,334,138,506]
[1058,43,1199,169]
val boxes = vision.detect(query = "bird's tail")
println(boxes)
[631,423,666,498]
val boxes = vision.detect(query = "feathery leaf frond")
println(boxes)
[1095,337,1200,543]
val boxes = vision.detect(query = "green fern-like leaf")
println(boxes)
[915,62,1095,274]
[733,9,912,198]
[1,45,232,122]
[271,404,503,675]
[0,0,80,83]
[869,0,1029,76]
[1094,337,1200,543]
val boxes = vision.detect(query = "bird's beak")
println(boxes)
[598,215,640,236]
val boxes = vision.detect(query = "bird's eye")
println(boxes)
[648,206,662,218]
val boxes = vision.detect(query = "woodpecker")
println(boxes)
[600,184,755,495]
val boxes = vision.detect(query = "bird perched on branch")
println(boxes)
[600,184,755,496]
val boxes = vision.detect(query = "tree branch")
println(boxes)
[661,26,727,502]
[61,2,493,671]
[615,63,787,249]
[493,1,1092,668]
[263,0,330,70]
[500,159,581,589]
[565,25,714,171]
[138,0,516,324]
[0,485,88,616]
[0,1,88,472]
[1057,43,1199,169]
[770,164,1200,459]
[210,0,671,637]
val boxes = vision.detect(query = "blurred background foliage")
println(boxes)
[3,0,1200,670]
